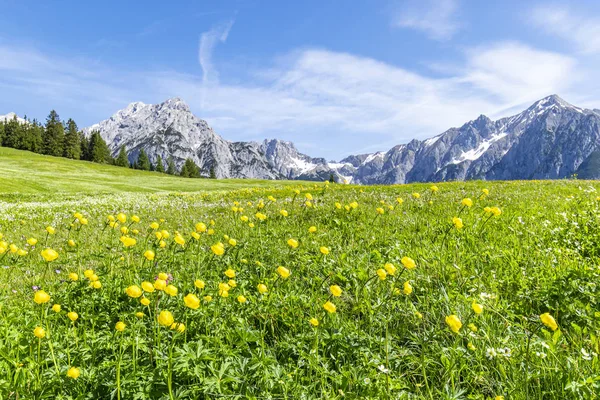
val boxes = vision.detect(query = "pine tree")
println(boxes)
[0,122,4,146]
[155,155,164,173]
[3,116,23,149]
[136,149,151,171]
[63,119,81,159]
[115,145,129,167]
[180,158,200,178]
[88,131,111,163]
[209,165,217,179]
[42,110,64,156]
[166,156,176,175]
[26,120,43,153]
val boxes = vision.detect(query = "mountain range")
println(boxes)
[6,94,600,183]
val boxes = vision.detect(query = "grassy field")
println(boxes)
[1,161,600,398]
[0,147,299,197]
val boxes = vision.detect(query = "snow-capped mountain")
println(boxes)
[0,112,27,124]
[83,94,600,182]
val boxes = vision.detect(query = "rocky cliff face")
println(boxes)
[84,95,600,183]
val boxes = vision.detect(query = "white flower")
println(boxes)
[486,348,497,359]
[377,365,390,374]
[535,351,547,359]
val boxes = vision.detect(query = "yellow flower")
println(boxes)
[131,215,140,223]
[150,222,160,230]
[228,238,237,246]
[158,310,174,327]
[174,235,185,246]
[84,269,94,278]
[204,295,213,302]
[445,315,462,333]
[305,193,313,201]
[335,202,342,209]
[124,285,143,298]
[280,209,288,217]
[184,293,200,309]
[376,268,387,280]
[144,250,155,261]
[277,266,291,279]
[115,321,126,332]
[309,318,319,327]
[323,301,336,313]
[430,185,439,192]
[237,295,247,303]
[376,207,385,215]
[482,188,490,196]
[384,263,396,275]
[308,226,317,233]
[540,313,558,331]
[468,323,478,332]
[160,230,170,239]
[415,311,423,319]
[452,217,463,229]
[330,285,343,297]
[34,326,46,338]
[67,312,79,322]
[396,198,404,204]
[117,213,127,224]
[9,244,18,253]
[401,257,416,270]
[120,226,129,235]
[268,195,276,202]
[320,246,330,255]
[46,226,55,235]
[154,279,167,291]
[228,279,237,288]
[490,206,502,216]
[403,281,413,295]
[136,312,145,318]
[495,397,504,400]
[461,198,473,207]
[88,274,99,282]
[287,238,299,249]
[255,212,267,221]
[412,193,420,199]
[349,201,358,209]
[191,231,200,240]
[41,248,59,262]
[27,237,38,246]
[140,297,150,306]
[66,367,80,379]
[194,279,205,289]
[219,282,231,292]
[171,322,186,333]
[219,289,229,297]
[107,215,115,222]
[211,242,225,256]
[224,269,236,279]
[472,301,483,314]
[157,272,168,280]
[67,239,76,247]
[159,240,166,248]
[257,283,268,294]
[165,285,178,296]
[34,290,50,304]
[68,272,79,281]
[52,304,61,313]
[17,249,28,256]
[119,236,136,247]
[92,281,102,289]
[141,281,155,293]
[467,342,476,351]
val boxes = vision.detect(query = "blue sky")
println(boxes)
[2,0,600,159]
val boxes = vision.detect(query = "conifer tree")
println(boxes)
[155,155,165,173]
[115,145,129,167]
[180,158,200,178]
[166,156,176,175]
[0,122,4,146]
[136,149,151,171]
[209,165,217,179]
[79,133,90,161]
[63,119,81,159]
[42,110,64,156]
[88,131,111,163]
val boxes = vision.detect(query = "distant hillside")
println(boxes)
[0,147,301,194]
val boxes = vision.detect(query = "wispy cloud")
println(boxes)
[393,0,461,41]
[530,5,600,54]
[199,20,234,85]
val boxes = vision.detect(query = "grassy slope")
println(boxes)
[0,147,300,195]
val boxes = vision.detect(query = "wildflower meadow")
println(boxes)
[1,180,599,399]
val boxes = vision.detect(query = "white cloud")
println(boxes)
[393,0,461,41]
[198,20,234,85]
[530,5,600,54]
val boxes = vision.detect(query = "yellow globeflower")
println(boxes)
[84,269,94,278]
[34,290,51,304]
[305,193,313,201]
[141,281,155,293]
[67,239,76,247]
[309,318,319,327]
[280,209,288,217]
[158,272,169,280]
[287,238,299,249]
[452,217,463,230]
[158,310,174,327]
[160,230,170,239]
[237,295,247,303]
[490,206,502,216]
[92,281,102,289]
[144,250,155,261]
[194,279,205,289]
[174,235,185,246]
[376,269,387,280]
[159,240,167,248]
[211,242,225,256]
[219,282,231,292]
[412,193,420,199]
[323,301,337,313]
[41,248,59,262]
[224,269,236,278]
[401,257,416,270]
[472,301,484,314]
[195,222,206,232]
[257,283,268,294]
[319,246,330,255]
[276,266,291,279]
[27,238,38,246]
[126,285,143,298]
[154,279,167,291]
[330,285,343,297]
[17,249,28,256]
[119,236,136,247]
[120,226,129,235]
[131,215,140,223]
[66,367,80,379]
[461,198,473,207]
[540,313,558,331]
[136,312,145,318]
[140,297,150,306]
[184,293,200,309]
[34,326,46,338]
[69,272,79,281]
[403,281,413,295]
[46,226,55,235]
[191,231,200,240]
[445,315,462,333]
[228,238,237,246]
[117,213,127,224]
[204,295,213,302]
[376,207,385,215]
[165,285,178,296]
[308,226,317,233]
[115,321,126,332]
[52,304,61,313]
[384,263,397,275]
[430,185,439,192]
[67,312,79,322]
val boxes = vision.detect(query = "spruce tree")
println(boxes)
[0,122,4,146]
[166,156,176,175]
[27,120,43,153]
[155,155,164,173]
[88,131,111,163]
[180,158,200,178]
[115,145,129,167]
[3,116,22,149]
[63,119,81,159]
[136,149,151,171]
[209,165,217,179]
[42,110,64,156]
[79,133,90,161]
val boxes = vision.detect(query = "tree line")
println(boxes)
[0,111,211,178]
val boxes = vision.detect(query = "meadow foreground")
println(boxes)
[1,180,599,399]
